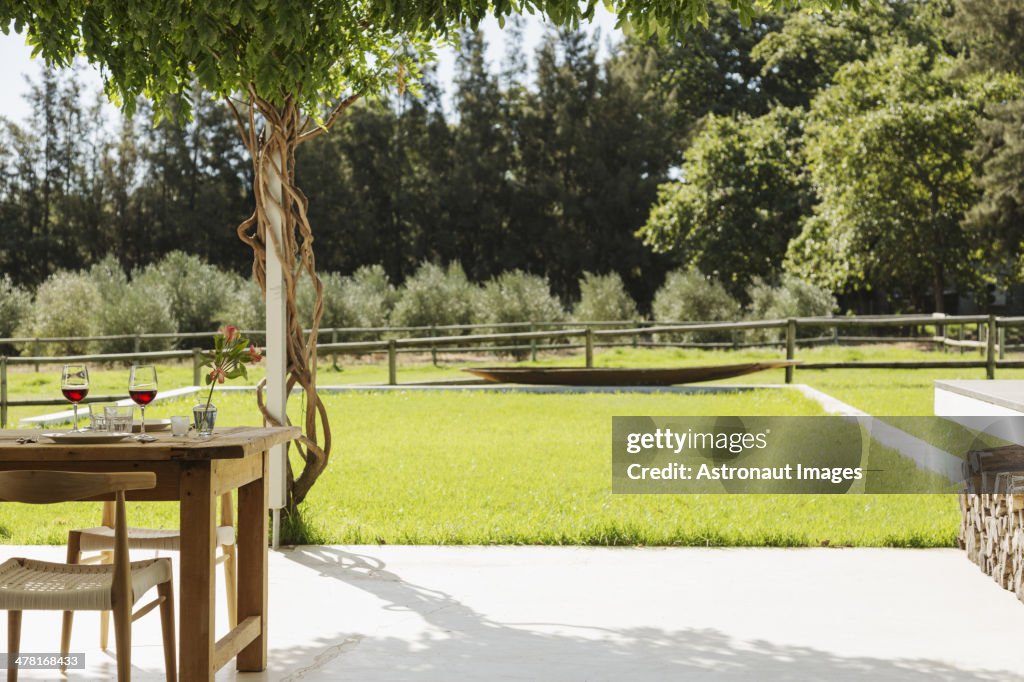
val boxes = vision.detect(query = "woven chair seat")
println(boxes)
[76,525,236,552]
[0,557,171,611]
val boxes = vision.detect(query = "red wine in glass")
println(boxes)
[129,389,157,405]
[62,387,89,403]
[129,364,158,438]
[61,364,90,432]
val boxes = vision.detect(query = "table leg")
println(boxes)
[236,450,269,671]
[180,461,216,681]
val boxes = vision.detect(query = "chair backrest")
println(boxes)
[0,471,155,504]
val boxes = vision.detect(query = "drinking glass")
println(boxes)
[129,365,158,437]
[61,364,89,431]
[88,403,113,431]
[170,416,190,437]
[105,406,134,434]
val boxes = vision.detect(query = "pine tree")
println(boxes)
[951,0,1024,287]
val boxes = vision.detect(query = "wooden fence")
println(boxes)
[3,313,1022,426]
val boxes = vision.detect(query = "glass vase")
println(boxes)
[193,404,218,438]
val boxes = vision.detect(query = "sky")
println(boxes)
[0,9,622,125]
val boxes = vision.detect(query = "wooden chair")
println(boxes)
[67,493,237,650]
[0,471,176,682]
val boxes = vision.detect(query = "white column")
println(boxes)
[263,127,289,547]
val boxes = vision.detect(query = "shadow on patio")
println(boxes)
[270,546,1022,681]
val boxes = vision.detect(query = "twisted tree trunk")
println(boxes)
[226,92,357,511]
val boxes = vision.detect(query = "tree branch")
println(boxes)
[224,95,254,155]
[297,93,362,143]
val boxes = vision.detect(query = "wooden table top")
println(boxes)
[0,426,301,462]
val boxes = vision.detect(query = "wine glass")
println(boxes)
[129,365,158,437]
[61,364,89,432]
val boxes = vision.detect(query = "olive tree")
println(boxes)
[0,0,858,509]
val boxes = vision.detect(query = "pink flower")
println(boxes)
[209,367,227,384]
[219,325,240,344]
[247,344,263,363]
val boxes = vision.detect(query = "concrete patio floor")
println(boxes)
[1,545,1023,680]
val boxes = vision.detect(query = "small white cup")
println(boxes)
[170,416,190,437]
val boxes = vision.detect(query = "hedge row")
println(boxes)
[1,253,835,355]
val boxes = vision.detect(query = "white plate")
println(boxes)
[132,420,171,433]
[41,432,133,444]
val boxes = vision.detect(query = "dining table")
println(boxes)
[0,425,301,680]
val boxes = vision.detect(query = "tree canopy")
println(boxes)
[787,44,999,312]
[639,107,809,299]
[1,0,859,121]
[636,0,1024,313]
[950,0,1024,288]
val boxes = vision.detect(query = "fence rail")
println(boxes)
[0,313,1000,348]
[3,313,1023,426]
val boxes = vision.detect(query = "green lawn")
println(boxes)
[1,344,990,546]
[289,390,957,547]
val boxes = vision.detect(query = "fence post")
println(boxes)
[388,340,397,386]
[633,321,640,348]
[430,325,437,366]
[987,315,997,380]
[332,329,339,371]
[585,328,594,368]
[133,336,141,354]
[529,324,537,362]
[933,312,945,353]
[1,355,7,428]
[33,339,40,373]
[999,325,1006,361]
[959,324,965,355]
[933,312,945,345]
[785,318,796,384]
[192,348,202,386]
